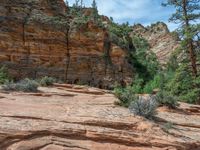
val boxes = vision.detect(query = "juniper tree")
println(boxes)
[163,0,200,77]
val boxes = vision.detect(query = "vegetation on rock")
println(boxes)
[114,0,200,112]
[162,0,200,104]
[0,67,10,84]
[2,79,39,92]
[114,86,137,107]
[165,64,200,104]
[1,0,199,113]
[39,76,56,87]
[155,91,179,109]
[129,96,158,119]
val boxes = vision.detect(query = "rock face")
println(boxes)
[0,84,200,150]
[132,22,180,64]
[0,0,133,88]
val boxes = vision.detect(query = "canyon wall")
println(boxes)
[132,22,180,64]
[0,0,133,88]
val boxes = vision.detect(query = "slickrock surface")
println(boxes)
[132,23,180,64]
[0,84,199,150]
[0,0,133,88]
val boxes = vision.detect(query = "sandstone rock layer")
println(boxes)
[0,84,200,150]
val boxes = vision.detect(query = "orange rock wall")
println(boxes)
[0,0,133,88]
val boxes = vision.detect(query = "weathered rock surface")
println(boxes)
[0,84,199,150]
[0,0,133,88]
[132,22,180,64]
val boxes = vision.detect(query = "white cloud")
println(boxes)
[67,0,178,31]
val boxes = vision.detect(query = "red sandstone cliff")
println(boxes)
[0,0,180,87]
[0,0,133,88]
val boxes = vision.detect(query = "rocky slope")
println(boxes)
[0,84,199,150]
[132,22,180,64]
[0,0,133,88]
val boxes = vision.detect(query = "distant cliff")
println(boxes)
[132,22,180,64]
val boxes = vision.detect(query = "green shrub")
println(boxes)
[129,96,158,119]
[40,76,55,87]
[143,74,162,94]
[108,22,132,49]
[0,67,10,84]
[131,76,144,94]
[179,89,199,104]
[131,73,163,94]
[166,64,199,104]
[3,78,39,92]
[114,86,137,107]
[155,91,179,109]
[2,80,15,91]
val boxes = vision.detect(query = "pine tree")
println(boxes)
[65,0,68,6]
[163,0,200,77]
[91,0,98,22]
[92,0,97,10]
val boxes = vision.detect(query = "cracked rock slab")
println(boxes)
[0,84,200,150]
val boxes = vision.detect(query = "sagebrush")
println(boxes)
[39,76,56,87]
[2,78,39,92]
[129,96,158,119]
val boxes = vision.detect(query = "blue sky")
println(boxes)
[67,0,178,31]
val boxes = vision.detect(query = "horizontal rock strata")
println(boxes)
[0,85,199,149]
